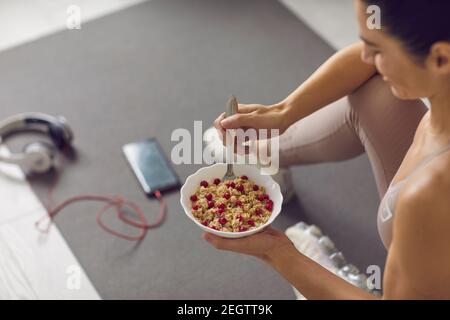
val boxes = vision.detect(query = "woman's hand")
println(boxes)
[213,103,289,157]
[203,227,294,262]
[213,103,289,141]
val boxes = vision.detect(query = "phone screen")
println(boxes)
[123,138,180,195]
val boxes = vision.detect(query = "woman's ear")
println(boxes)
[427,42,450,75]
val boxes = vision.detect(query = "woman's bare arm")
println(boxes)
[281,41,377,129]
[216,42,377,135]
[266,244,378,300]
[204,228,378,300]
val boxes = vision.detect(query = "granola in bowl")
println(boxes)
[189,175,273,232]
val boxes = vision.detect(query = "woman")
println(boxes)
[207,0,450,299]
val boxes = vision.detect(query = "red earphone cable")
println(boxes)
[35,192,166,241]
[32,150,166,241]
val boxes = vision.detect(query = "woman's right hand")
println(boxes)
[213,102,289,143]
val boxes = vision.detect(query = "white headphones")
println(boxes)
[0,113,74,174]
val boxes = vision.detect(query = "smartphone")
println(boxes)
[123,138,180,196]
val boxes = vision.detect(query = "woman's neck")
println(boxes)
[427,92,450,144]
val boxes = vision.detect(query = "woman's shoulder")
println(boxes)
[388,156,450,298]
[396,152,450,231]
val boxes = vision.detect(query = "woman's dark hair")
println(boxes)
[362,0,450,61]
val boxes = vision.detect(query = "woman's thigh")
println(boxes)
[347,75,427,197]
[279,96,365,167]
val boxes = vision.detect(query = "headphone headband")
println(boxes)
[0,112,73,146]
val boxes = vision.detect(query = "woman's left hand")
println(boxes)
[203,227,294,262]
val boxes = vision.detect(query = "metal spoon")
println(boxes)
[222,95,238,181]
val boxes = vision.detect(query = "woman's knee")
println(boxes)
[347,74,426,126]
[347,75,393,124]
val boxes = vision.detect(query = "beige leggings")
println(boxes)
[279,75,427,199]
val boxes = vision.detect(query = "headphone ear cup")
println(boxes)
[23,141,56,174]
[48,124,66,150]
[49,118,73,150]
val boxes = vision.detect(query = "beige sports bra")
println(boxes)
[377,143,450,249]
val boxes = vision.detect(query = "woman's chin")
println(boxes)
[390,85,409,100]
[388,82,421,100]
[390,85,400,97]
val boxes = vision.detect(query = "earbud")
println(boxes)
[23,141,56,173]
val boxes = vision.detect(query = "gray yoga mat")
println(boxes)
[0,0,385,299]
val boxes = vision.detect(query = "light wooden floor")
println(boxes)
[0,146,100,299]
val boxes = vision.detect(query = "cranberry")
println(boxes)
[263,194,270,200]
[211,226,218,230]
[217,208,224,214]
[247,219,255,226]
[200,180,209,188]
[267,199,274,205]
[190,195,198,202]
[205,193,213,201]
[217,203,226,210]
[192,205,199,210]
[235,200,242,207]
[223,192,231,200]
[228,182,236,189]
[236,184,244,192]
[219,217,228,225]
[257,194,265,202]
[238,215,244,221]
[265,203,273,211]
[241,175,248,180]
[202,220,209,226]
[239,226,248,232]
[207,201,214,208]
[252,185,259,191]
[254,208,262,216]
[213,178,221,185]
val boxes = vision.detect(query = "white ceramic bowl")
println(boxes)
[180,163,283,238]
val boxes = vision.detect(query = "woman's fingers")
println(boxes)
[202,228,278,253]
[220,104,263,129]
[221,113,255,129]
[214,104,270,152]
[215,103,265,132]
[237,104,261,113]
[213,112,226,141]
[202,232,247,252]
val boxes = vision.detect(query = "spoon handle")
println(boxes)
[225,96,238,177]
[226,95,239,117]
